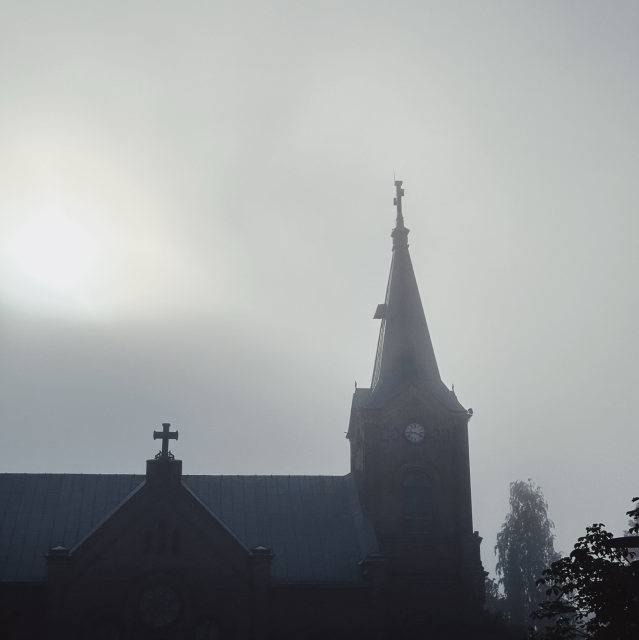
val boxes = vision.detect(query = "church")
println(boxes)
[0,182,486,639]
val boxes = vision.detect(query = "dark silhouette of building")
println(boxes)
[0,182,485,639]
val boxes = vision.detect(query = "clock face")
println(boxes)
[405,423,425,444]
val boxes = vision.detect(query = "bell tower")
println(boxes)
[347,181,485,618]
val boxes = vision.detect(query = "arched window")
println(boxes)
[402,471,433,533]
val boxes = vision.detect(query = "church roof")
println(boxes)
[0,472,378,584]
[367,181,464,412]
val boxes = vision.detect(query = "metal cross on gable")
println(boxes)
[153,422,178,459]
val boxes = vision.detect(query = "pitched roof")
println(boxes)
[0,473,142,582]
[0,473,378,584]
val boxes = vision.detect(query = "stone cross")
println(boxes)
[153,423,178,459]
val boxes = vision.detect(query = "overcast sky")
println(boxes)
[1,0,638,578]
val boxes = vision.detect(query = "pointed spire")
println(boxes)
[368,181,462,410]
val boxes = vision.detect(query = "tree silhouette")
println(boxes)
[496,480,559,626]
[531,498,639,639]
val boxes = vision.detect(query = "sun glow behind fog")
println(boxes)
[0,128,226,322]
[8,212,99,288]
[1,206,210,321]
[0,206,111,318]
[0,205,210,320]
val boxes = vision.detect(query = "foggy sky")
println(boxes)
[1,1,638,579]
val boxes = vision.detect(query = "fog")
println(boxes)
[1,1,638,577]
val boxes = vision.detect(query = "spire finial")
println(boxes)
[393,179,405,227]
[391,179,409,248]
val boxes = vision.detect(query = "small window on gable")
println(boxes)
[299,627,336,640]
[90,618,121,640]
[157,519,167,554]
[171,530,180,555]
[402,471,433,533]
[195,618,220,640]
[143,530,153,554]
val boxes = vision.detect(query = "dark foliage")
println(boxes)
[530,498,639,640]
[496,480,559,626]
[624,498,639,538]
[486,576,509,618]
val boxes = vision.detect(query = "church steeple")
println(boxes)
[368,181,461,410]
[347,184,482,602]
